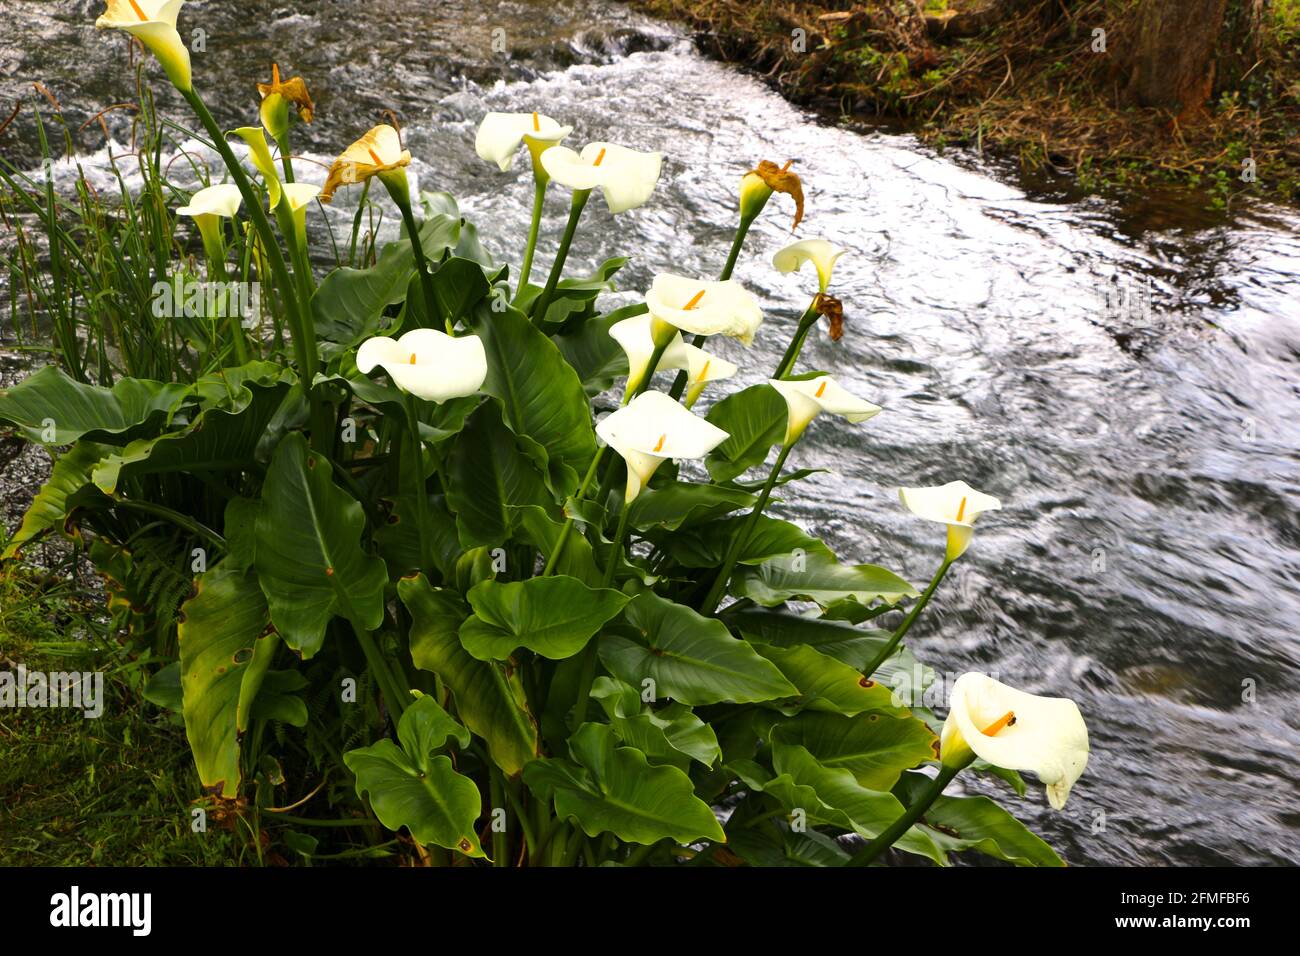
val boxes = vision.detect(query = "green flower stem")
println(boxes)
[518,177,548,297]
[196,221,251,365]
[567,502,632,732]
[540,447,605,577]
[860,558,954,679]
[182,89,313,382]
[667,213,756,400]
[532,188,591,324]
[846,763,962,867]
[489,767,510,867]
[386,181,441,329]
[720,212,757,282]
[623,839,662,867]
[772,299,821,380]
[503,779,537,861]
[276,133,295,184]
[404,394,433,577]
[354,625,407,723]
[700,441,795,613]
[544,336,671,575]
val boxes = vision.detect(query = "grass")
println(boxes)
[0,557,244,865]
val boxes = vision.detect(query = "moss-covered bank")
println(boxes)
[633,0,1300,206]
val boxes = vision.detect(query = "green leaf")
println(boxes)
[254,432,388,658]
[142,661,182,713]
[733,551,918,608]
[92,378,289,493]
[703,384,786,482]
[459,575,630,661]
[598,592,797,705]
[727,608,932,700]
[663,515,831,568]
[445,401,555,549]
[523,723,725,845]
[177,564,277,798]
[769,712,937,790]
[726,824,850,867]
[399,574,539,776]
[312,206,462,346]
[738,744,945,864]
[591,677,721,771]
[754,643,907,716]
[429,256,491,323]
[344,694,485,857]
[469,301,597,497]
[628,481,757,532]
[895,772,1063,866]
[551,304,638,396]
[519,257,628,330]
[1,441,110,560]
[0,366,189,445]
[373,493,461,581]
[512,504,602,586]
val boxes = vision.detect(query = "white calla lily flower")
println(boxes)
[476,111,573,173]
[596,391,730,501]
[645,274,763,346]
[940,672,1090,810]
[356,329,488,404]
[608,314,737,403]
[541,142,662,214]
[769,375,881,445]
[281,182,320,245]
[774,238,847,293]
[96,0,192,93]
[898,479,1001,561]
[176,184,242,221]
[177,184,242,259]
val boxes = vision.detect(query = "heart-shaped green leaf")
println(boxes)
[344,694,485,857]
[598,592,797,705]
[459,575,630,661]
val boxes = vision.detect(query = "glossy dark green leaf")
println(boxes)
[1,441,110,560]
[468,301,597,496]
[754,643,907,717]
[663,514,831,568]
[445,401,555,549]
[628,481,757,532]
[552,304,639,395]
[0,365,189,445]
[703,384,786,482]
[770,711,937,790]
[459,575,630,661]
[254,432,388,659]
[895,772,1062,866]
[598,592,797,705]
[344,694,484,857]
[524,723,725,845]
[591,677,721,771]
[733,551,918,608]
[398,574,539,776]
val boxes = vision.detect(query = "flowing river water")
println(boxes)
[3,1,1299,866]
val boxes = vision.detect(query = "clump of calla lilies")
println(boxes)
[5,2,1091,867]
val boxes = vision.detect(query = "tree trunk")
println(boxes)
[1124,0,1230,114]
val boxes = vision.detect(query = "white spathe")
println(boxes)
[475,112,572,172]
[898,479,1002,561]
[282,182,320,213]
[96,1,191,93]
[177,184,242,220]
[769,375,881,445]
[940,672,1090,811]
[596,391,730,501]
[773,238,847,293]
[608,313,737,402]
[356,329,488,404]
[644,274,763,346]
[540,142,662,214]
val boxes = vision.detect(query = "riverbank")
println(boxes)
[633,0,1300,206]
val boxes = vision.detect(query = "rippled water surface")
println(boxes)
[4,0,1300,866]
